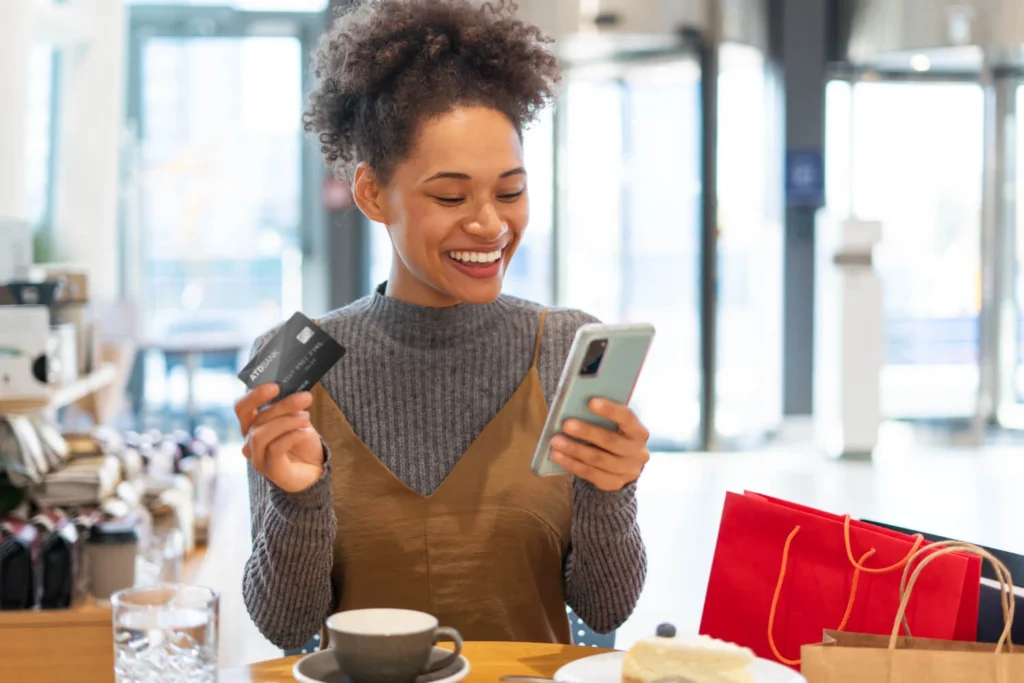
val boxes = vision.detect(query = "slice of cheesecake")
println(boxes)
[621,625,756,683]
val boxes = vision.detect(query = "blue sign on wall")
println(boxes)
[785,150,824,207]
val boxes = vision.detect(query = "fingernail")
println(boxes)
[563,421,580,434]
[551,436,567,449]
[551,451,564,462]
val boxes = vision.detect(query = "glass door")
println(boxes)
[136,35,305,346]
[1013,84,1024,406]
[557,56,703,450]
[824,80,984,419]
[715,43,784,443]
[127,7,321,421]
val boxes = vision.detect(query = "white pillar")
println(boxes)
[814,215,884,459]
[53,0,126,305]
[0,0,33,222]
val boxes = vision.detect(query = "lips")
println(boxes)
[445,247,505,279]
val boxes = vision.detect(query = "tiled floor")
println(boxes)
[199,425,1024,668]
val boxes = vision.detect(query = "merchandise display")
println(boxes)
[0,420,220,612]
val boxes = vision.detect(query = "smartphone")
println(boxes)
[531,322,655,476]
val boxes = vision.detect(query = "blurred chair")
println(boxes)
[566,605,617,648]
[282,606,616,657]
[285,631,322,657]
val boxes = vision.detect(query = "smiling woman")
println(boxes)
[239,0,649,653]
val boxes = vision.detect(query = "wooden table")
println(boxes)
[221,641,616,682]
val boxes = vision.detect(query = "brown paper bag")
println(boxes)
[801,541,1024,682]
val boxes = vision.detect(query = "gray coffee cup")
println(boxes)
[325,608,463,683]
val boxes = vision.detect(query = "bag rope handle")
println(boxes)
[845,515,925,572]
[767,515,924,666]
[891,541,1015,654]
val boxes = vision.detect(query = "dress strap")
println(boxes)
[532,309,548,368]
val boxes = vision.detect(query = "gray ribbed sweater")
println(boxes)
[243,289,647,650]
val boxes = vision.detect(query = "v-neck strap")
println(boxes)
[532,308,548,368]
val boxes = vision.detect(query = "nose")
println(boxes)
[465,203,507,242]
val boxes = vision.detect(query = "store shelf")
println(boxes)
[0,596,111,626]
[0,364,116,415]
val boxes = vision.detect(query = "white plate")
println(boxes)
[554,651,806,683]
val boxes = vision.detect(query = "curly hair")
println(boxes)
[303,0,561,184]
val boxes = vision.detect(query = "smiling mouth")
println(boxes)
[446,249,503,265]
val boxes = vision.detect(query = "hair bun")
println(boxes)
[303,0,560,183]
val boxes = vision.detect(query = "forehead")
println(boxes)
[403,106,523,175]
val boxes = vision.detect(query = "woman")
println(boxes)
[237,0,649,650]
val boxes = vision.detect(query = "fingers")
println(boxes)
[550,443,633,492]
[588,398,650,443]
[248,392,314,433]
[236,387,313,437]
[561,418,633,456]
[235,383,279,434]
[246,413,312,472]
[266,427,318,464]
[551,435,640,477]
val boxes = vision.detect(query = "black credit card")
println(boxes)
[238,312,345,401]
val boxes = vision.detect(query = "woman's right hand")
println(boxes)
[235,384,325,493]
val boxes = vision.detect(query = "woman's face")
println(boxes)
[354,106,529,307]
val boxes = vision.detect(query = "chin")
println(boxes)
[455,279,504,305]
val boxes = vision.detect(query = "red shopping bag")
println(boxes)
[699,492,982,670]
[752,493,980,643]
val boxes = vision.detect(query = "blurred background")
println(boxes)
[3,0,1024,677]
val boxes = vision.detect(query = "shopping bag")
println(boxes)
[754,494,981,642]
[801,541,1024,682]
[699,492,982,669]
[861,517,1024,645]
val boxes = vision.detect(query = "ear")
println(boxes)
[352,162,388,224]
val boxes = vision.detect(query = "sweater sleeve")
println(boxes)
[538,309,648,633]
[563,478,646,633]
[241,331,338,650]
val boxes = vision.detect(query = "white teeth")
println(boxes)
[448,249,502,264]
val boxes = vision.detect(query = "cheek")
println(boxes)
[507,198,530,237]
[390,200,451,256]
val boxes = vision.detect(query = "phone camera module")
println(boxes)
[579,339,608,377]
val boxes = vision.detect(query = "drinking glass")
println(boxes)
[112,583,219,682]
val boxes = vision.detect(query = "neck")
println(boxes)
[368,282,508,348]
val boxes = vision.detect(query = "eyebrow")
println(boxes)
[423,167,527,183]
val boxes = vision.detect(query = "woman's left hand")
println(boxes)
[549,399,651,492]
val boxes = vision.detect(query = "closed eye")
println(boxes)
[432,196,465,205]
[498,190,525,203]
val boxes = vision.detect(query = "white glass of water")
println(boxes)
[112,583,219,683]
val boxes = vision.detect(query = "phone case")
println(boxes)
[531,322,655,476]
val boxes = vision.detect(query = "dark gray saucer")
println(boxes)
[293,646,470,683]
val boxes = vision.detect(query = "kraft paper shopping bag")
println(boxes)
[801,541,1023,683]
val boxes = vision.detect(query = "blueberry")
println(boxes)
[655,622,676,638]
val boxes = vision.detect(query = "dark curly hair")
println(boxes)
[303,0,561,184]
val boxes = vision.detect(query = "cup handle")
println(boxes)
[424,626,463,673]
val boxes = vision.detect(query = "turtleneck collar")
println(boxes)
[365,282,511,348]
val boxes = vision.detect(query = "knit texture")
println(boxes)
[243,288,647,649]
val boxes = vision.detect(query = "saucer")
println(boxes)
[293,646,471,683]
